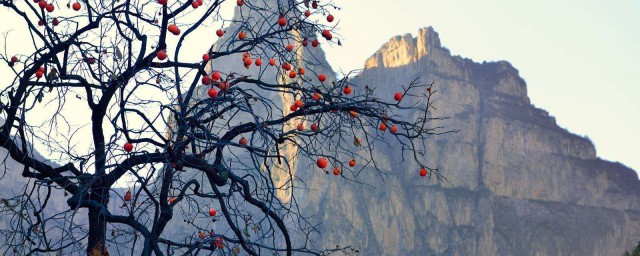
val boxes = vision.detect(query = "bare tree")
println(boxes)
[0,0,448,255]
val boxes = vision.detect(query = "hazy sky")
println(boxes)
[1,0,638,174]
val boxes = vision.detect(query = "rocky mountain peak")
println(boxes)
[364,26,441,69]
[298,26,640,255]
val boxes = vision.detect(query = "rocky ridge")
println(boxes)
[293,27,640,255]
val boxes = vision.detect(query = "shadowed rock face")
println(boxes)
[292,27,640,256]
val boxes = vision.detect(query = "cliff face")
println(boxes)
[294,27,640,255]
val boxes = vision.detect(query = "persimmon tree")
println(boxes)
[0,0,447,255]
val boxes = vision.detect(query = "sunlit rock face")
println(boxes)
[292,27,640,255]
[197,3,337,204]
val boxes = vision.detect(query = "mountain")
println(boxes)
[2,11,640,255]
[293,27,640,255]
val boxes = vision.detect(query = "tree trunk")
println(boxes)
[87,207,107,254]
[87,187,109,255]
[141,237,155,256]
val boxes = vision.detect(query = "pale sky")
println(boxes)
[1,0,638,174]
